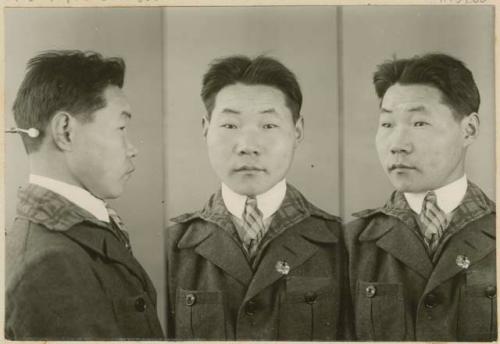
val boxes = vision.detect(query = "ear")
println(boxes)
[294,116,304,145]
[50,111,76,151]
[461,112,479,147]
[202,116,210,139]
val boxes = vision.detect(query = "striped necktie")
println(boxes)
[106,205,132,252]
[242,196,266,258]
[419,191,448,253]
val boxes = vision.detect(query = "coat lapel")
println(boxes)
[360,216,433,279]
[63,222,154,292]
[243,218,337,303]
[177,221,253,286]
[424,215,495,295]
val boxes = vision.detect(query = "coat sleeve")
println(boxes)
[6,247,122,340]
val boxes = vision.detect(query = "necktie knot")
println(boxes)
[422,191,438,209]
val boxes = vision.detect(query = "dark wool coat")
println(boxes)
[5,184,164,340]
[345,181,496,341]
[166,184,352,340]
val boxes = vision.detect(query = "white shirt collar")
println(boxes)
[404,174,468,215]
[29,174,109,222]
[221,179,287,220]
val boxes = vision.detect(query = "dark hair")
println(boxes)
[13,50,125,153]
[373,53,480,119]
[201,55,302,122]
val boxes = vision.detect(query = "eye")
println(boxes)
[380,122,392,128]
[414,121,429,127]
[221,123,237,129]
[263,123,278,129]
[119,126,126,131]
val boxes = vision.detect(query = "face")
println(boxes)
[375,83,472,193]
[203,83,303,196]
[67,85,138,199]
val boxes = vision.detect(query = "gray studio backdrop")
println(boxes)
[5,5,495,333]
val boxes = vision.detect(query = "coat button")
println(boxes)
[485,286,496,299]
[245,300,257,316]
[424,293,439,308]
[134,297,147,312]
[304,291,317,304]
[185,293,196,306]
[365,285,376,298]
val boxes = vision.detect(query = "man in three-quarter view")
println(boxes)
[345,53,496,341]
[5,50,164,340]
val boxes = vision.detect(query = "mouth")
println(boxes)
[125,166,136,176]
[233,166,266,173]
[388,163,416,172]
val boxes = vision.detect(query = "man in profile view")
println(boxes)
[6,50,164,340]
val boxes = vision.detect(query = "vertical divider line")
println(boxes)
[160,7,169,333]
[336,6,345,220]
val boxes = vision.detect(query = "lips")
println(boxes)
[388,163,416,172]
[234,165,266,173]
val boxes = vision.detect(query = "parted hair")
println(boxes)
[13,50,125,153]
[201,55,302,123]
[373,53,480,119]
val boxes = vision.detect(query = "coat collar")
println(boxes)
[354,181,495,237]
[173,184,339,288]
[17,184,108,232]
[173,183,340,244]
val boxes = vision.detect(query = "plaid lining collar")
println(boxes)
[353,181,495,236]
[16,184,108,232]
[172,183,340,234]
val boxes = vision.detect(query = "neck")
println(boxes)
[29,151,82,188]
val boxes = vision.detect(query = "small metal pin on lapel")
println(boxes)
[275,260,290,275]
[456,255,470,269]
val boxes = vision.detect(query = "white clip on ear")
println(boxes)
[5,127,40,138]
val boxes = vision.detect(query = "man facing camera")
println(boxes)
[5,50,164,340]
[345,53,496,341]
[166,55,350,340]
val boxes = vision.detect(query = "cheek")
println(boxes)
[207,134,231,158]
[267,135,296,165]
[375,135,388,160]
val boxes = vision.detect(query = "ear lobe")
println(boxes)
[201,116,210,139]
[50,111,75,151]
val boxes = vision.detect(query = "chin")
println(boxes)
[229,183,266,197]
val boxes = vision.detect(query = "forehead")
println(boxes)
[101,85,131,112]
[213,83,288,113]
[381,83,447,111]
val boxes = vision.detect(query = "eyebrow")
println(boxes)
[380,105,427,113]
[220,108,278,115]
[121,111,132,119]
[260,108,277,114]
[221,108,240,114]
[407,105,427,112]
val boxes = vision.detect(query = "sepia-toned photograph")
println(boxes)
[3,2,496,341]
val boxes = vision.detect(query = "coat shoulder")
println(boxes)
[343,210,381,245]
[7,219,96,289]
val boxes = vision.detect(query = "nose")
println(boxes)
[127,139,139,158]
[389,127,412,155]
[236,131,261,156]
